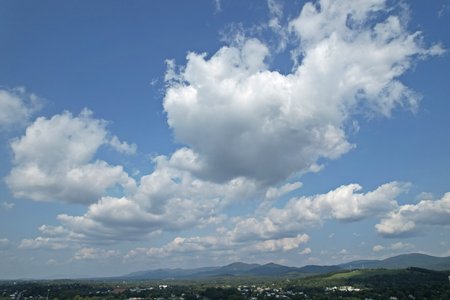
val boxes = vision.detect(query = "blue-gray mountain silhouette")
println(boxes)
[122,253,450,280]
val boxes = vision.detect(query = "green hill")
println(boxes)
[340,253,450,270]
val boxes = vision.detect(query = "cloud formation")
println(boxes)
[299,247,312,255]
[109,136,137,155]
[0,238,10,250]
[376,192,450,237]
[252,234,309,252]
[74,247,119,260]
[232,182,408,241]
[0,87,42,130]
[372,245,384,252]
[265,181,303,200]
[48,179,406,246]
[2,202,14,211]
[125,233,309,262]
[5,1,446,268]
[5,109,136,204]
[18,237,68,250]
[164,0,442,184]
[372,242,414,252]
[4,149,252,248]
[48,150,258,242]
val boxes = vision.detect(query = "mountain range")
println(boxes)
[121,253,450,280]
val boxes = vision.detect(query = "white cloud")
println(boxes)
[125,235,232,260]
[18,237,67,250]
[372,245,384,252]
[43,150,259,242]
[372,242,414,253]
[252,234,309,252]
[289,0,384,48]
[376,192,450,237]
[5,109,136,204]
[164,38,351,184]
[265,181,302,200]
[299,247,312,255]
[38,225,68,237]
[267,0,282,21]
[58,196,195,241]
[14,149,251,243]
[163,0,442,185]
[213,0,221,13]
[266,0,288,52]
[0,87,42,130]
[0,238,10,250]
[319,182,408,221]
[74,247,119,260]
[109,136,137,155]
[390,241,414,251]
[438,4,450,18]
[416,192,434,201]
[232,182,408,241]
[125,233,309,263]
[46,259,58,265]
[2,202,14,211]
[16,224,77,251]
[339,249,349,255]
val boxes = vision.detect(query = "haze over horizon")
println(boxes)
[1,0,450,279]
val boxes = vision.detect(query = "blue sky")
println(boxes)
[1,0,450,279]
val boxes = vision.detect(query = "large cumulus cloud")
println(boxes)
[163,0,442,184]
[6,109,136,204]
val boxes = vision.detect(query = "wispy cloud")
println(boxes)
[74,247,120,260]
[0,238,10,250]
[2,202,14,211]
[109,136,137,155]
[0,87,42,130]
[213,0,221,14]
[372,242,414,252]
[438,4,450,18]
[299,247,312,255]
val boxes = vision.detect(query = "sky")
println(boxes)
[1,0,450,279]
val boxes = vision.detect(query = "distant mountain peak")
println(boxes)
[121,253,450,280]
[340,253,450,271]
[264,262,282,266]
[225,262,255,267]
